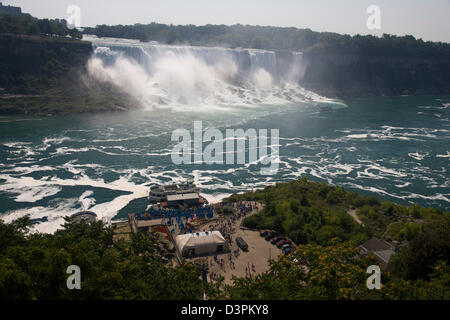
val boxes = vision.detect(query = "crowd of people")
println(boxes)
[202,201,262,282]
[232,201,259,218]
[136,205,214,221]
[207,201,259,245]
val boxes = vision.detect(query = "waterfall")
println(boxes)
[93,42,286,78]
[84,35,323,109]
[248,49,277,77]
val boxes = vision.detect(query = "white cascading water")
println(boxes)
[84,35,323,109]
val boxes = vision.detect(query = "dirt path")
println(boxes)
[347,208,364,226]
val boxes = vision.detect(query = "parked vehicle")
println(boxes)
[276,239,292,248]
[264,232,276,241]
[270,236,285,245]
[282,245,293,254]
[259,230,270,237]
[236,236,249,251]
[282,247,292,254]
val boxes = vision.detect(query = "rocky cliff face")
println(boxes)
[0,33,92,93]
[300,50,450,98]
[0,33,92,58]
[0,34,140,116]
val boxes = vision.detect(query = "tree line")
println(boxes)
[82,22,450,58]
[0,12,82,39]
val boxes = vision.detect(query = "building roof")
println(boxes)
[71,211,97,223]
[175,231,226,250]
[373,249,394,264]
[72,210,97,217]
[359,237,395,269]
[360,237,393,253]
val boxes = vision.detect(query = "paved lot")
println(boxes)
[198,201,282,285]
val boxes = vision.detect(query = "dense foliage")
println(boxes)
[225,177,447,245]
[0,13,81,39]
[0,216,208,299]
[389,217,450,281]
[220,178,449,299]
[302,36,450,97]
[219,239,450,300]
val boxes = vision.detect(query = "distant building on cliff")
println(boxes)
[0,2,22,15]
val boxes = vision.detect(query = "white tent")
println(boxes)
[175,231,228,257]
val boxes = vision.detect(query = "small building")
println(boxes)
[359,237,395,269]
[71,211,97,223]
[111,220,132,242]
[0,2,22,15]
[175,231,229,258]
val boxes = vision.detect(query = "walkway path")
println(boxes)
[347,208,364,226]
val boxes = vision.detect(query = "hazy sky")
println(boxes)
[4,0,450,42]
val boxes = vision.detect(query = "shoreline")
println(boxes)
[2,93,450,118]
[1,93,449,118]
